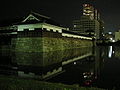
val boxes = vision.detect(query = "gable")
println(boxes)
[22,14,40,22]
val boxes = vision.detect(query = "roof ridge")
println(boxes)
[31,11,50,19]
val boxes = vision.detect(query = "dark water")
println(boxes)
[0,46,120,89]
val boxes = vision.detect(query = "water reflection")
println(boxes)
[0,47,93,80]
[1,46,120,89]
[95,46,120,89]
[47,46,117,88]
[83,72,95,86]
[108,46,113,58]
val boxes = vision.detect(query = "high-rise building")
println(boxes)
[72,4,104,39]
[73,15,100,38]
[94,9,100,20]
[98,20,104,39]
[83,4,94,20]
[83,4,100,20]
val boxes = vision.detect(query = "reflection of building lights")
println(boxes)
[83,72,95,86]
[108,46,112,58]
[84,76,87,78]
[110,38,113,40]
[113,51,115,54]
[91,72,94,75]
[83,73,86,75]
[74,25,76,27]
[103,59,105,62]
[108,32,112,34]
[84,4,87,6]
[83,72,94,78]
[95,76,97,79]
[74,62,76,65]
[112,40,115,42]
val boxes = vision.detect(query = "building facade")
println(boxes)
[0,11,93,53]
[115,30,120,41]
[83,4,94,20]
[73,16,100,38]
[72,4,104,39]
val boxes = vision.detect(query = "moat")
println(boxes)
[0,46,120,89]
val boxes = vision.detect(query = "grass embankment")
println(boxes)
[0,75,105,90]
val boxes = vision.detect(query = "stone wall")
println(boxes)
[11,29,93,52]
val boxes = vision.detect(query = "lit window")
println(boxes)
[108,32,112,34]
[74,25,77,27]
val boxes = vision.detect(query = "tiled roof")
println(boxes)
[15,11,62,27]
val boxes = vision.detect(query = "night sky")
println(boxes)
[0,0,120,33]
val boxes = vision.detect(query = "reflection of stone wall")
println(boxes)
[62,47,92,61]
[12,47,92,67]
[42,51,63,66]
[11,29,93,52]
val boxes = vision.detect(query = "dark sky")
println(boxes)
[0,0,120,33]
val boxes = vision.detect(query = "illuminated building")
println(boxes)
[105,32,114,42]
[72,4,104,39]
[73,16,100,38]
[83,4,94,20]
[98,20,104,39]
[115,30,120,41]
[83,4,100,20]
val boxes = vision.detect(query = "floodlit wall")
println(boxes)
[11,28,93,53]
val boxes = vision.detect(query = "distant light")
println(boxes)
[74,25,77,27]
[113,51,115,54]
[86,14,90,15]
[83,73,86,75]
[74,62,76,65]
[112,40,115,42]
[91,72,94,75]
[84,75,87,78]
[66,28,69,31]
[110,38,113,40]
[84,4,88,6]
[108,46,112,58]
[83,13,86,15]
[108,32,112,34]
